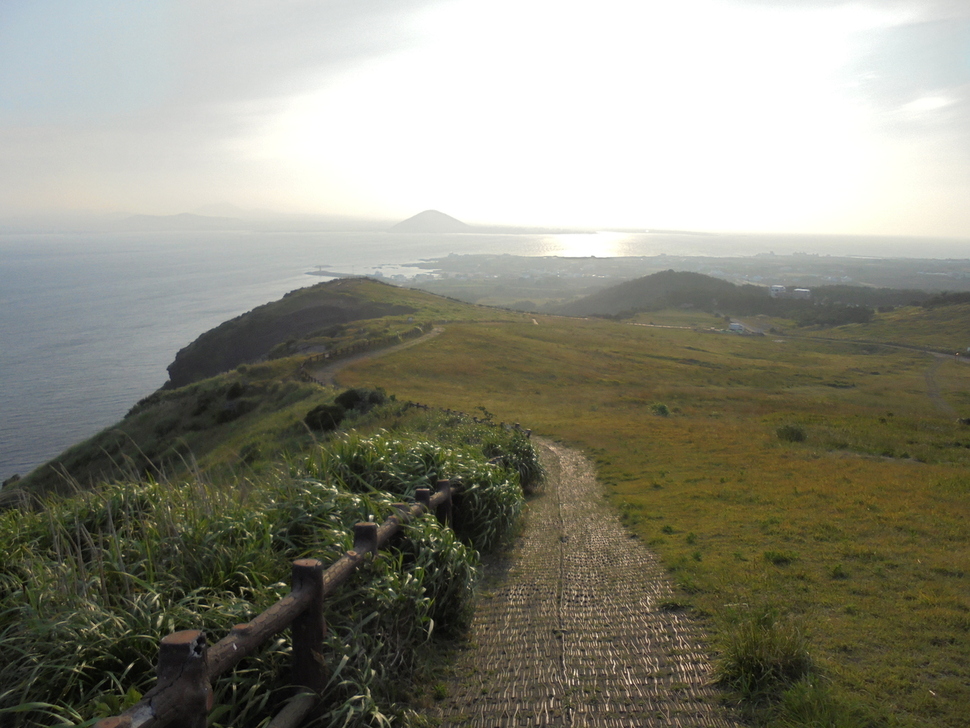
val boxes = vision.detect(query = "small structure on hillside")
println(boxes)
[728,322,745,333]
[769,285,811,300]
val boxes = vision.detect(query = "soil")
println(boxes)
[428,440,739,727]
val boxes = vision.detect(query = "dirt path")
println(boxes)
[430,440,738,727]
[307,327,443,385]
[924,354,958,417]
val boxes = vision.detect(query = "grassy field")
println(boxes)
[8,278,968,726]
[751,303,970,354]
[339,313,970,727]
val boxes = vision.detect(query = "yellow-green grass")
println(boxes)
[629,309,728,328]
[16,359,342,496]
[338,278,530,323]
[268,284,531,358]
[793,303,970,353]
[338,315,970,727]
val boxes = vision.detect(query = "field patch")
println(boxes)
[342,313,970,727]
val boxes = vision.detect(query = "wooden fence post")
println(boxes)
[156,630,211,728]
[436,479,452,526]
[290,559,326,694]
[353,522,379,556]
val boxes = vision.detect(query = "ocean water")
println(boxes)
[2,228,967,481]
[0,229,588,480]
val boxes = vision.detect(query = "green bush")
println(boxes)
[716,607,813,704]
[335,387,387,411]
[777,424,806,443]
[480,430,545,493]
[304,431,529,553]
[304,403,346,431]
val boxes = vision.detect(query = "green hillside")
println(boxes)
[167,277,520,387]
[794,302,970,353]
[554,269,939,328]
[554,269,741,316]
[341,311,970,727]
[5,274,970,727]
[14,279,528,498]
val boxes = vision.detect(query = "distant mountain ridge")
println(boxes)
[115,213,252,232]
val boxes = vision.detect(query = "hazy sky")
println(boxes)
[1,0,969,236]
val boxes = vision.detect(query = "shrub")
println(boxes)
[215,399,255,424]
[764,550,798,566]
[651,402,671,417]
[304,403,346,432]
[777,424,806,443]
[716,607,813,703]
[449,461,523,552]
[306,431,528,553]
[480,430,545,493]
[829,563,849,580]
[335,387,387,411]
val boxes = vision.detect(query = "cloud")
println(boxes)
[0,0,440,123]
[0,0,444,214]
[1,0,969,236]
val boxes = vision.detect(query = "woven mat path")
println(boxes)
[429,440,740,727]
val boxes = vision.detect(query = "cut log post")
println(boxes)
[290,559,327,697]
[415,487,431,511]
[435,479,453,526]
[353,522,379,557]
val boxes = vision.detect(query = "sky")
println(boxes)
[1,0,969,237]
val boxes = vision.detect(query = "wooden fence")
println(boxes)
[94,480,455,728]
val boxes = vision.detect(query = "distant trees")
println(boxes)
[793,303,874,327]
[922,291,970,308]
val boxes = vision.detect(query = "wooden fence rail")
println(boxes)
[94,480,455,728]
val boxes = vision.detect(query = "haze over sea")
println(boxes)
[2,229,968,481]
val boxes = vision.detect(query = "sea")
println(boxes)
[2,228,968,482]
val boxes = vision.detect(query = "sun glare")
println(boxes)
[228,0,959,233]
[537,232,636,258]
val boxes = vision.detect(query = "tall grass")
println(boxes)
[715,606,812,703]
[0,415,537,727]
[340,316,970,726]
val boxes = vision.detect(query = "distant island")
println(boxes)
[389,209,589,235]
[389,210,472,233]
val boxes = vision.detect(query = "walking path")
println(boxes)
[307,327,443,385]
[430,440,739,728]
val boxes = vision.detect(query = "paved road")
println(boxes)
[430,441,739,728]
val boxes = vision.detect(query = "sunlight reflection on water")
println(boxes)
[534,232,640,258]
